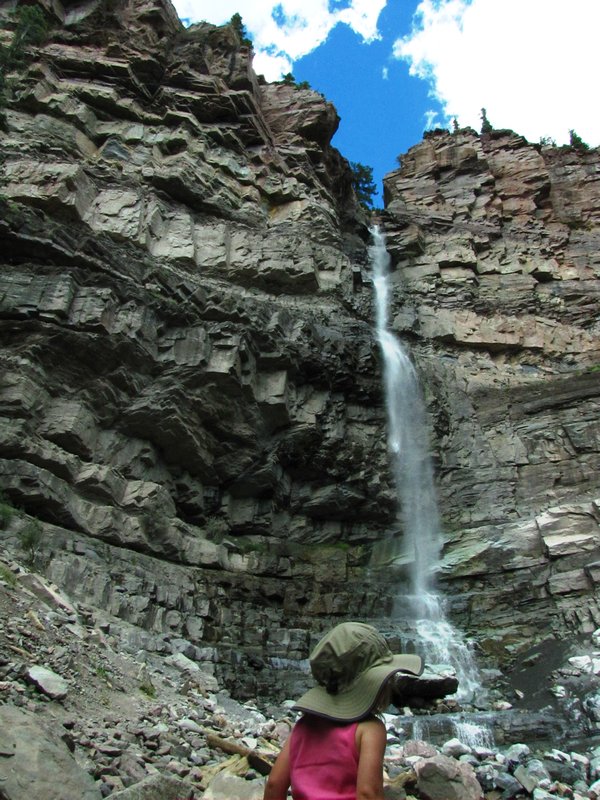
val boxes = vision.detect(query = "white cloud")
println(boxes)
[253,50,293,79]
[423,109,440,130]
[172,0,387,80]
[335,0,384,41]
[393,0,600,146]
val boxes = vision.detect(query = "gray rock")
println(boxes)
[532,790,561,800]
[474,763,498,792]
[442,737,472,757]
[495,770,526,799]
[202,770,265,800]
[177,718,204,734]
[590,754,600,779]
[504,743,531,765]
[0,705,101,800]
[394,669,459,700]
[515,763,541,793]
[16,573,77,615]
[515,758,552,793]
[26,665,69,700]
[413,754,483,800]
[110,773,194,799]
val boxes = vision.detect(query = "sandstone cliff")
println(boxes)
[0,0,599,699]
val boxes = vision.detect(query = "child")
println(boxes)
[263,621,423,800]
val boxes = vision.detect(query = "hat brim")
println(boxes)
[292,653,423,722]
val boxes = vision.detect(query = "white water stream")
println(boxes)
[370,225,485,708]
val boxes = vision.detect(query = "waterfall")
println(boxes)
[369,225,484,705]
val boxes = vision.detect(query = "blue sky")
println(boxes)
[173,0,600,206]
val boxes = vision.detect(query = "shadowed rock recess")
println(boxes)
[1,0,599,704]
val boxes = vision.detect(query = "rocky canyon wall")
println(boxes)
[383,129,600,657]
[0,0,398,698]
[0,0,599,698]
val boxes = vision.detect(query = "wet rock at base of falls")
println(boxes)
[393,668,460,702]
[389,707,565,747]
[514,759,551,793]
[494,769,527,798]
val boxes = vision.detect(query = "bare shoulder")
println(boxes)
[356,716,386,746]
[358,716,385,732]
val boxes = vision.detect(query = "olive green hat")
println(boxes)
[292,621,423,722]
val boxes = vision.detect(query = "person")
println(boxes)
[263,621,423,800]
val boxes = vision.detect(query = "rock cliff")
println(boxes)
[0,0,599,699]
[382,128,600,655]
[0,0,394,699]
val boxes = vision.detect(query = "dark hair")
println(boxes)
[370,680,393,716]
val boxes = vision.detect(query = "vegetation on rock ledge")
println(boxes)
[349,161,377,209]
[229,12,252,48]
[0,5,49,106]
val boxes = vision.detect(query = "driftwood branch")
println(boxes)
[205,733,274,775]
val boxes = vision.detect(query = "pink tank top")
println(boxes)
[289,715,359,800]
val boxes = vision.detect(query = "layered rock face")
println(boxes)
[1,0,599,699]
[0,0,395,697]
[383,129,600,654]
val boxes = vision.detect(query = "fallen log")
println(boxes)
[205,733,274,775]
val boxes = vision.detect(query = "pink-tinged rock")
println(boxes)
[26,665,69,700]
[413,754,483,800]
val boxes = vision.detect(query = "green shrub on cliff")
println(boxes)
[0,563,16,586]
[280,72,311,90]
[7,6,48,58]
[18,518,43,567]
[0,6,49,128]
[204,516,228,540]
[0,5,49,80]
[480,107,493,134]
[569,129,589,152]
[349,161,377,209]
[229,13,252,47]
[0,491,15,529]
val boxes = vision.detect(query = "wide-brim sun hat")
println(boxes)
[292,621,423,722]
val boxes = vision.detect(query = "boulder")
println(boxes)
[394,669,459,700]
[0,705,101,800]
[202,769,265,800]
[26,665,69,700]
[413,753,483,800]
[111,773,195,799]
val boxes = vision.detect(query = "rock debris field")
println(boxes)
[3,553,600,800]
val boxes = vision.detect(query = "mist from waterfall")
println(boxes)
[370,225,484,703]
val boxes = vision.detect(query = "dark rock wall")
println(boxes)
[1,0,599,697]
[0,0,397,696]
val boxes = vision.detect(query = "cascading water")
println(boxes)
[369,225,486,709]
